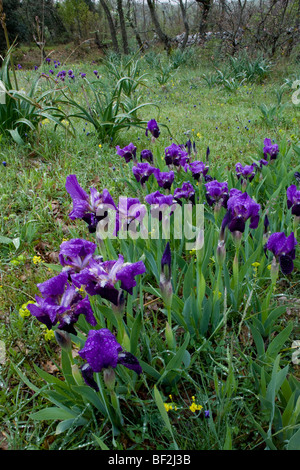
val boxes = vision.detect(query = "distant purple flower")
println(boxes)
[165,143,189,167]
[188,161,209,181]
[145,190,175,207]
[45,58,51,64]
[235,162,256,182]
[34,65,39,71]
[132,162,155,185]
[65,174,117,233]
[154,169,175,190]
[68,69,73,76]
[116,143,137,163]
[146,119,160,139]
[17,64,22,69]
[27,271,96,333]
[259,159,268,168]
[145,190,177,220]
[2,161,7,167]
[140,149,154,164]
[287,185,300,217]
[80,72,86,78]
[185,139,192,156]
[266,232,297,275]
[173,182,195,204]
[223,189,261,233]
[263,138,279,160]
[205,180,228,208]
[79,329,142,390]
[72,255,146,304]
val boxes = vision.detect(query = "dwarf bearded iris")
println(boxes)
[65,175,117,233]
[266,232,297,275]
[223,189,261,234]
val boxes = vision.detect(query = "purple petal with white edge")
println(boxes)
[118,351,142,374]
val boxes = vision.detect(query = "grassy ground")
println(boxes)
[0,45,299,450]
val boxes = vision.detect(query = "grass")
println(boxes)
[0,47,300,450]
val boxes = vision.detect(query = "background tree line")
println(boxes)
[0,0,299,58]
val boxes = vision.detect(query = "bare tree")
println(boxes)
[117,0,129,54]
[99,0,120,53]
[146,0,172,53]
[178,0,190,48]
[126,0,145,52]
[195,0,213,35]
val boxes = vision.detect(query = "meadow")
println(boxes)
[0,44,299,450]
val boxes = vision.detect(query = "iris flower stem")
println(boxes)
[232,239,241,298]
[262,260,278,324]
[293,216,299,240]
[110,390,123,425]
[116,316,125,346]
[196,253,205,325]
[167,304,172,327]
[213,264,222,306]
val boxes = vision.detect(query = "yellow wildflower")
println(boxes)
[44,328,55,341]
[32,255,42,265]
[189,396,203,413]
[19,301,35,318]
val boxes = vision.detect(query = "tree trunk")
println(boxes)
[178,0,189,49]
[127,0,145,52]
[99,0,119,53]
[146,0,172,54]
[117,0,129,54]
[196,0,212,36]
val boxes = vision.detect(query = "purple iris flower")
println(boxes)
[116,143,137,163]
[223,188,261,234]
[154,169,175,190]
[165,143,189,167]
[259,159,268,168]
[235,162,256,182]
[65,174,117,233]
[59,238,100,275]
[145,119,160,139]
[145,190,177,221]
[173,182,195,204]
[205,180,229,208]
[145,190,175,207]
[115,197,147,236]
[185,139,192,155]
[263,138,279,160]
[79,329,142,390]
[45,58,51,63]
[140,149,154,164]
[187,161,209,181]
[287,184,300,217]
[80,72,86,78]
[266,232,297,275]
[72,255,146,305]
[27,271,96,333]
[132,162,155,185]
